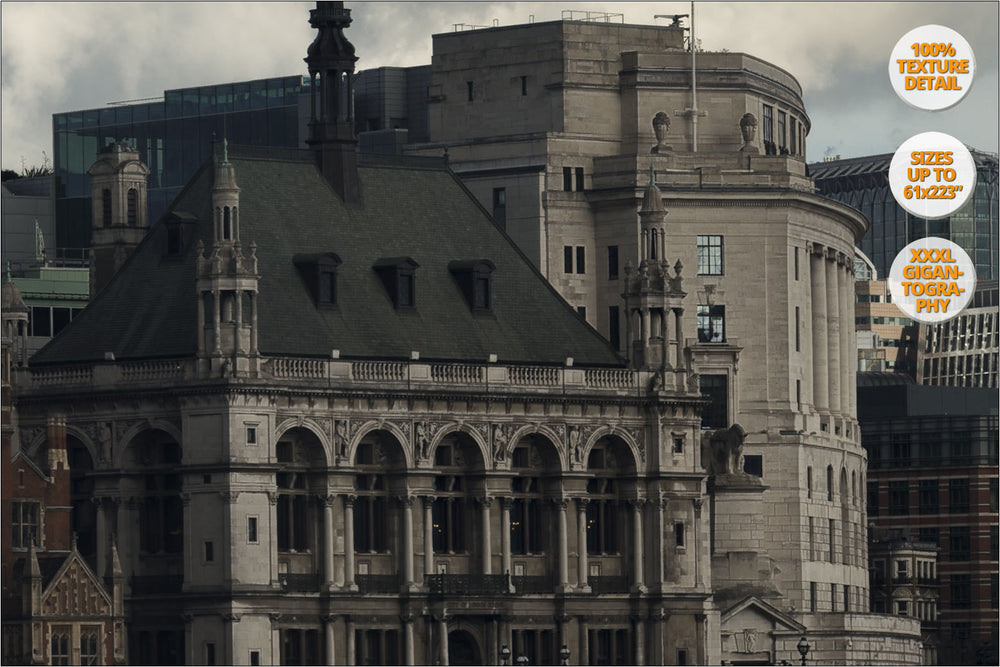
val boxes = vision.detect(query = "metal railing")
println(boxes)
[425,573,510,596]
[279,573,322,592]
[356,573,401,594]
[588,575,629,594]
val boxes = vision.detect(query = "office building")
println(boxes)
[859,373,999,665]
[810,151,999,281]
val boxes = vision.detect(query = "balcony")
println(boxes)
[131,575,183,595]
[279,573,322,592]
[588,575,629,594]
[357,573,401,594]
[511,575,553,594]
[425,573,510,596]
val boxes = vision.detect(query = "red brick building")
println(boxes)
[2,276,124,665]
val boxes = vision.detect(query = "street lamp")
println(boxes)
[797,636,811,666]
[500,645,511,666]
[559,644,571,665]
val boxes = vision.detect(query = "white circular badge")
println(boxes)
[888,24,976,111]
[888,132,976,219]
[888,238,976,324]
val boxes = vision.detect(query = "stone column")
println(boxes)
[674,308,685,368]
[693,499,704,588]
[651,609,668,665]
[234,288,243,354]
[324,616,336,665]
[322,495,335,588]
[437,615,449,666]
[249,292,259,356]
[809,244,829,412]
[345,616,356,667]
[839,257,855,418]
[695,613,706,665]
[555,498,570,591]
[343,494,357,590]
[479,497,493,575]
[825,249,841,414]
[657,497,668,587]
[402,614,415,666]
[197,292,206,355]
[212,289,222,355]
[576,498,590,592]
[500,498,512,579]
[423,496,435,578]
[578,617,589,666]
[630,499,647,593]
[399,496,416,589]
[633,616,645,666]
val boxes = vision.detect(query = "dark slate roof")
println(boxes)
[33,147,623,368]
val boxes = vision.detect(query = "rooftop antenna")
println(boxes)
[661,3,705,152]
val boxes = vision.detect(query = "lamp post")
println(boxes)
[500,645,510,666]
[797,636,811,666]
[559,643,571,666]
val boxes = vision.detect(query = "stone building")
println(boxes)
[403,13,923,665]
[7,4,927,664]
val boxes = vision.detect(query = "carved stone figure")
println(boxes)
[702,423,747,476]
[569,425,582,464]
[493,424,508,461]
[97,422,112,463]
[415,421,429,460]
[334,420,348,459]
[739,113,758,151]
[651,111,672,153]
[743,628,758,653]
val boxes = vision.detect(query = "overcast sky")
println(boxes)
[1,1,997,172]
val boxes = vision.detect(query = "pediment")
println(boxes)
[721,596,806,634]
[39,551,113,618]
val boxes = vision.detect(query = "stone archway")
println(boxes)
[448,629,482,666]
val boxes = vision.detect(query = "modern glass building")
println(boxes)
[810,151,999,281]
[52,75,310,250]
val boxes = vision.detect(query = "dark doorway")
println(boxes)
[448,630,481,666]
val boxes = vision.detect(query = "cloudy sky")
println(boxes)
[1,1,997,172]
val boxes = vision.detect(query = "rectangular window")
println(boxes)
[675,522,685,547]
[246,426,257,445]
[492,187,506,228]
[12,500,40,549]
[889,480,909,515]
[575,167,584,191]
[794,246,800,280]
[576,246,586,274]
[795,306,800,351]
[697,304,725,342]
[521,75,528,96]
[743,454,763,477]
[796,380,801,409]
[949,479,970,513]
[810,581,817,612]
[790,117,798,154]
[919,480,939,514]
[248,516,259,543]
[950,574,972,608]
[762,105,774,148]
[608,306,620,351]
[829,519,836,563]
[777,111,787,151]
[699,374,728,429]
[250,650,261,666]
[991,524,998,560]
[466,81,474,101]
[696,235,723,275]
[50,625,70,666]
[607,246,619,280]
[673,438,684,454]
[564,246,573,273]
[843,584,850,613]
[204,541,214,562]
[563,167,573,191]
[949,526,971,561]
[206,643,216,666]
[30,306,52,337]
[80,626,101,665]
[576,306,587,318]
[990,477,998,512]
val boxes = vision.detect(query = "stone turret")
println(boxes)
[87,141,150,297]
[622,167,690,391]
[195,140,260,378]
[305,1,361,204]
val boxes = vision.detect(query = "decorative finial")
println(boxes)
[223,137,229,164]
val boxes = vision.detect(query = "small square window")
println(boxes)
[576,306,587,318]
[743,454,763,477]
[203,474,212,484]
[248,516,259,543]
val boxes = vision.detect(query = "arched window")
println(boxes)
[510,438,557,555]
[827,465,835,501]
[132,433,183,554]
[431,436,483,554]
[102,189,112,227]
[353,438,401,553]
[586,444,623,555]
[276,429,325,553]
[127,188,138,226]
[223,207,232,240]
[67,437,96,561]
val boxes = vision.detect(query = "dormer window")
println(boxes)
[163,211,197,258]
[294,253,342,308]
[374,257,419,312]
[449,260,495,314]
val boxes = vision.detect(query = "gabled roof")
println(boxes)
[721,596,806,633]
[33,147,624,368]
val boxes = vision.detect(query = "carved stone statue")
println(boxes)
[415,421,428,460]
[334,420,348,459]
[702,423,747,476]
[569,426,582,464]
[651,111,672,153]
[739,113,758,151]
